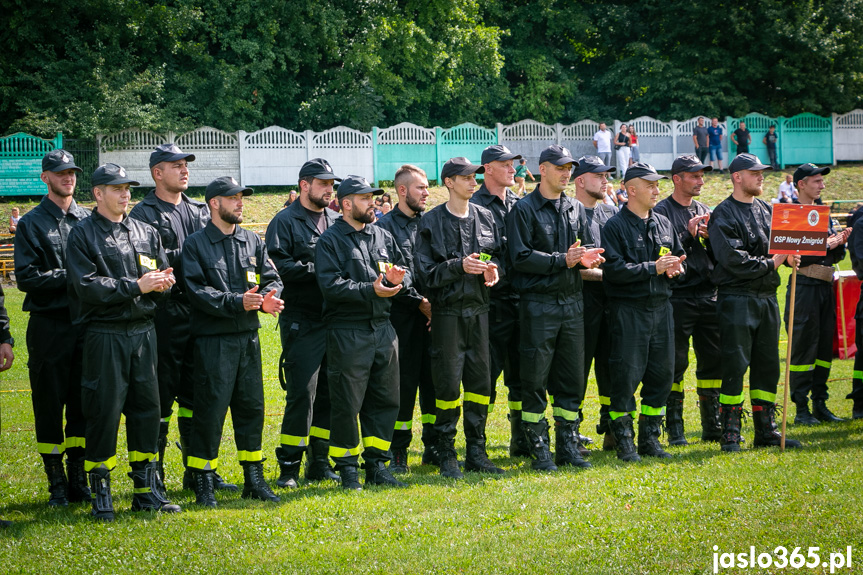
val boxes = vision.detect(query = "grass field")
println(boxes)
[1,166,862,574]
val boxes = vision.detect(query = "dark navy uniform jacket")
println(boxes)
[654,195,715,297]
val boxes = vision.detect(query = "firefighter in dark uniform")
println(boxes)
[506,145,603,471]
[654,155,723,445]
[0,284,15,528]
[14,150,90,507]
[67,163,181,521]
[127,144,238,492]
[315,175,410,489]
[848,211,863,420]
[265,158,340,488]
[708,153,802,451]
[571,156,617,451]
[470,145,528,457]
[374,164,437,472]
[785,163,849,424]
[415,158,505,479]
[182,176,284,507]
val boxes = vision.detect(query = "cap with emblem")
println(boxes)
[440,157,485,182]
[671,154,713,176]
[728,153,772,174]
[573,155,615,178]
[205,176,253,201]
[149,143,196,168]
[793,163,831,186]
[623,162,668,183]
[336,175,384,199]
[539,145,577,167]
[92,163,140,187]
[298,158,342,182]
[481,145,522,164]
[42,149,82,173]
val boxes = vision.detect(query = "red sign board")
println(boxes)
[769,204,830,256]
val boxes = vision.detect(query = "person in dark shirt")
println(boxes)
[506,145,604,471]
[0,284,15,528]
[415,157,504,479]
[692,117,710,165]
[265,158,341,489]
[182,176,284,507]
[315,176,410,490]
[732,122,751,155]
[654,155,722,445]
[763,125,779,170]
[374,164,436,473]
[14,150,90,508]
[67,163,180,521]
[785,163,850,424]
[601,162,685,462]
[708,153,801,451]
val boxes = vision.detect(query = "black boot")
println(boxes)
[364,460,407,487]
[554,421,591,469]
[275,445,302,489]
[812,399,844,422]
[720,403,744,452]
[752,403,802,448]
[437,437,464,479]
[242,461,280,502]
[389,448,409,474]
[88,469,114,522]
[464,441,505,474]
[306,439,340,482]
[698,395,722,442]
[44,456,68,507]
[576,409,593,448]
[522,420,558,471]
[130,463,182,513]
[338,465,362,490]
[597,407,616,451]
[665,398,688,446]
[193,471,217,508]
[66,456,91,503]
[637,414,672,458]
[508,411,531,457]
[794,400,820,425]
[421,444,440,466]
[609,415,641,462]
[213,472,239,492]
[854,399,863,420]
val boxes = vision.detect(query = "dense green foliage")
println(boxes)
[2,0,863,138]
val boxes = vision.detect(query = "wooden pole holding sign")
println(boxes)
[769,203,831,452]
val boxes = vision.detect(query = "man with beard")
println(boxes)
[415,158,504,479]
[14,150,90,507]
[127,144,235,492]
[654,155,722,445]
[315,176,411,489]
[571,156,617,451]
[182,177,284,507]
[708,154,801,451]
[470,145,529,457]
[265,159,341,488]
[506,146,604,471]
[373,165,437,472]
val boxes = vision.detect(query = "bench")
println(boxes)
[0,241,13,280]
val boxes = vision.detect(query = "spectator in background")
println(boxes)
[615,124,631,178]
[732,122,751,155]
[9,208,20,235]
[283,190,298,208]
[381,202,392,215]
[593,123,613,175]
[513,158,535,195]
[778,174,797,203]
[374,197,384,220]
[692,117,710,165]
[603,182,617,206]
[763,125,779,170]
[328,197,340,212]
[707,118,725,173]
[616,180,628,206]
[628,125,640,165]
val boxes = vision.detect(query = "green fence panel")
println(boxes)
[436,123,498,181]
[727,113,778,166]
[373,123,437,185]
[0,132,62,196]
[781,112,833,167]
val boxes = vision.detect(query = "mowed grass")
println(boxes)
[1,166,862,573]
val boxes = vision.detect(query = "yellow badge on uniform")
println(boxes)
[658,246,670,257]
[139,254,156,271]
[479,252,492,262]
[246,271,257,284]
[377,261,390,273]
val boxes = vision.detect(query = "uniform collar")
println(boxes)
[473,183,516,207]
[204,220,247,243]
[90,207,134,232]
[39,195,87,220]
[334,217,372,235]
[390,205,419,228]
[141,189,206,208]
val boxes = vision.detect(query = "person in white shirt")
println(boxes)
[593,123,613,175]
[778,174,797,203]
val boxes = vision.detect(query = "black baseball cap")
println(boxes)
[481,145,522,164]
[92,163,140,186]
[671,155,713,175]
[573,155,615,178]
[441,157,485,181]
[149,143,195,168]
[205,176,253,201]
[42,149,82,173]
[298,158,341,181]
[793,163,831,186]
[539,145,577,167]
[728,153,772,174]
[336,175,383,199]
[623,162,668,183]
